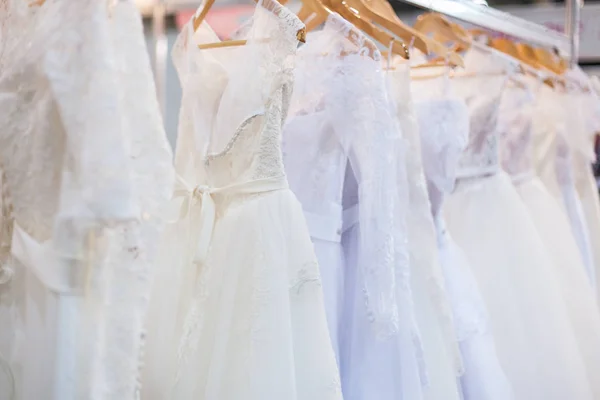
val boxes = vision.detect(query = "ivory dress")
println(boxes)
[0,1,174,400]
[444,48,594,400]
[412,74,514,400]
[499,75,600,399]
[146,3,342,399]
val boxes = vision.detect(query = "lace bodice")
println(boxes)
[172,0,303,193]
[452,48,511,179]
[415,97,469,214]
[284,14,402,336]
[284,14,381,225]
[498,76,538,181]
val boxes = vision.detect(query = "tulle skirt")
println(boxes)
[435,221,514,400]
[410,268,462,400]
[339,221,426,400]
[444,172,594,400]
[516,176,600,398]
[142,190,341,400]
[312,239,344,365]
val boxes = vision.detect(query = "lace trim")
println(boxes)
[289,261,322,294]
[204,111,265,163]
[258,0,305,38]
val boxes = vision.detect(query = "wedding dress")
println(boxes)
[387,62,463,400]
[284,14,424,400]
[566,72,600,296]
[532,85,596,287]
[444,47,594,400]
[499,74,600,399]
[412,73,514,400]
[0,2,174,400]
[284,15,424,400]
[284,15,394,365]
[146,3,341,399]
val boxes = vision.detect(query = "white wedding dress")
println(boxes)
[566,74,600,296]
[532,85,596,287]
[444,48,594,400]
[284,15,425,400]
[388,62,463,400]
[284,15,401,368]
[499,75,600,399]
[565,67,600,295]
[412,74,514,400]
[0,1,174,400]
[144,3,342,399]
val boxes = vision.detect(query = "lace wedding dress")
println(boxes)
[445,48,593,400]
[412,73,514,400]
[500,74,600,399]
[0,1,174,399]
[387,62,463,400]
[143,3,342,399]
[285,15,432,400]
[284,16,424,400]
[285,15,392,366]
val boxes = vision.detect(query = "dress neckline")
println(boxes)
[172,0,304,159]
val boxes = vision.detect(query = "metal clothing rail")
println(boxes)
[150,0,582,119]
[395,0,574,60]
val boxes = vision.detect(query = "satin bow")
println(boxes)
[174,176,219,265]
[173,174,289,265]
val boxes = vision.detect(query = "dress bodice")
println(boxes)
[172,1,304,191]
[452,48,511,179]
[498,76,538,182]
[283,14,381,228]
[415,97,469,215]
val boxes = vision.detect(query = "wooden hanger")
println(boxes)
[306,0,407,59]
[490,38,563,88]
[196,0,306,50]
[530,46,567,75]
[413,13,471,53]
[332,0,464,66]
[297,0,336,32]
[361,0,465,66]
